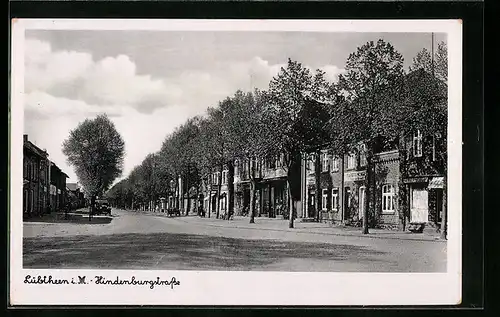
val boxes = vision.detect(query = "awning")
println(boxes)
[428,177,444,189]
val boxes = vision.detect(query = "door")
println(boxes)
[410,187,429,223]
[358,187,366,220]
[343,187,351,219]
[435,189,443,223]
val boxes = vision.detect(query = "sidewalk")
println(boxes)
[139,210,445,242]
[24,209,113,225]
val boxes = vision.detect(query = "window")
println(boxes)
[265,157,276,169]
[331,157,339,172]
[322,189,328,211]
[222,171,227,184]
[382,184,395,213]
[347,153,356,170]
[308,155,315,172]
[413,130,423,157]
[234,160,239,177]
[321,153,329,172]
[331,189,339,211]
[359,144,367,167]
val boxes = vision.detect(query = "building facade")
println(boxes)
[23,135,51,218]
[193,127,445,232]
[50,162,68,212]
[66,183,86,209]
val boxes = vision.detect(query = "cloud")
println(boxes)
[317,65,346,83]
[25,39,93,93]
[23,91,193,184]
[25,39,171,114]
[23,38,346,183]
[24,90,128,119]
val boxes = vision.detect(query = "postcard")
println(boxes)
[10,18,462,306]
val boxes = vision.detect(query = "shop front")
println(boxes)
[403,175,444,229]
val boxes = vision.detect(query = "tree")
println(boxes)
[218,90,269,223]
[62,114,125,220]
[409,41,448,82]
[337,39,405,234]
[265,59,332,228]
[159,117,201,215]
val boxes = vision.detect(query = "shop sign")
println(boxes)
[344,170,366,182]
[403,177,428,184]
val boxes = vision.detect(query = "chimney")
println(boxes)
[23,134,28,142]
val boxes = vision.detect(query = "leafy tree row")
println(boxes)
[106,39,448,234]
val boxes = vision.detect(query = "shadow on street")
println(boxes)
[23,231,389,271]
[24,213,113,225]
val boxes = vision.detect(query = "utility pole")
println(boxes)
[431,32,435,78]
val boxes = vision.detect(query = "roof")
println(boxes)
[24,140,48,159]
[51,161,69,178]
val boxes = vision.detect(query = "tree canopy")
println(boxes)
[63,114,125,200]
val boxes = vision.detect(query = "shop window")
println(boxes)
[331,189,339,211]
[382,184,395,213]
[413,130,423,157]
[322,189,328,211]
[347,153,356,170]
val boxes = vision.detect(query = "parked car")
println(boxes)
[95,199,112,215]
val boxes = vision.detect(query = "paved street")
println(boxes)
[23,209,447,272]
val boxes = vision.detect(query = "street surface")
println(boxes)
[23,209,447,272]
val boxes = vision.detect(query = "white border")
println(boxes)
[10,19,462,306]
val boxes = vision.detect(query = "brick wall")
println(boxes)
[373,152,401,229]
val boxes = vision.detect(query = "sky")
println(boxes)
[23,30,446,185]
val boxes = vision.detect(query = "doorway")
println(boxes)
[410,186,429,223]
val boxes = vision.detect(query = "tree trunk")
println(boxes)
[249,180,256,224]
[216,164,223,219]
[363,148,373,235]
[249,159,256,224]
[314,151,321,222]
[287,180,294,228]
[186,175,191,216]
[207,184,212,219]
[287,152,302,229]
[89,195,96,221]
[227,161,235,220]
[440,175,447,239]
[340,155,345,223]
[176,179,180,211]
